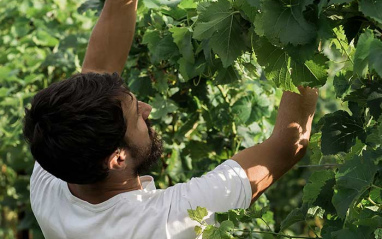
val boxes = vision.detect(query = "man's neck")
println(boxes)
[68,173,142,204]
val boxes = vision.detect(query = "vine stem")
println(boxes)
[295,164,340,168]
[368,196,378,206]
[306,223,320,238]
[371,184,382,190]
[234,229,318,239]
[217,85,229,104]
[336,36,354,66]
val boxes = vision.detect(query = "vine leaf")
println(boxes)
[234,0,258,22]
[354,208,382,228]
[354,30,382,78]
[367,89,382,119]
[187,206,208,224]
[232,96,252,124]
[254,37,327,92]
[368,39,382,78]
[331,225,375,239]
[333,73,351,98]
[280,206,307,232]
[245,0,260,8]
[254,0,317,46]
[177,56,206,81]
[194,226,203,236]
[203,221,234,239]
[193,0,247,67]
[354,30,374,77]
[150,94,178,119]
[319,110,366,155]
[345,82,382,120]
[294,54,328,86]
[142,30,179,64]
[308,133,322,164]
[214,64,240,85]
[359,0,382,24]
[367,118,382,147]
[332,153,377,218]
[169,27,194,64]
[178,0,197,9]
[303,170,335,205]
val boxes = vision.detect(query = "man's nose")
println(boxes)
[139,101,152,120]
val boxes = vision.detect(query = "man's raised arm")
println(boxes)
[233,87,318,204]
[82,0,138,74]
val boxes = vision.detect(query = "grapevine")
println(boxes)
[0,0,381,238]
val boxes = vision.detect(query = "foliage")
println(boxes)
[0,0,93,237]
[0,0,381,238]
[125,0,381,238]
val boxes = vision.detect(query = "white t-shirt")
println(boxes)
[30,160,252,239]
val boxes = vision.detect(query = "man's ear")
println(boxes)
[107,148,127,170]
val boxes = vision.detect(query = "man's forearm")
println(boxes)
[232,87,318,202]
[82,0,138,74]
[270,87,319,164]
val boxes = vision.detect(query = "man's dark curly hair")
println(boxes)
[23,72,132,184]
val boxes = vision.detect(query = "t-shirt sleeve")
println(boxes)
[30,162,57,207]
[164,159,252,238]
[166,159,251,219]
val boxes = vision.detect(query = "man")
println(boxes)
[24,0,318,238]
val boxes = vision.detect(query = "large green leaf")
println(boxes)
[280,206,307,232]
[232,96,252,124]
[359,0,382,24]
[330,226,374,239]
[332,154,377,218]
[142,30,179,64]
[245,0,260,8]
[178,0,197,9]
[214,64,240,85]
[254,37,328,91]
[367,88,382,119]
[354,30,382,78]
[368,39,382,78]
[354,209,382,228]
[169,27,194,63]
[354,30,375,77]
[345,82,382,120]
[303,170,335,205]
[333,73,351,98]
[150,94,178,119]
[254,0,317,46]
[233,0,258,23]
[367,119,382,147]
[193,0,247,67]
[177,55,206,81]
[320,110,366,155]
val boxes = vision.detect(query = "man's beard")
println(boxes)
[127,119,163,175]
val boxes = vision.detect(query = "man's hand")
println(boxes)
[233,87,319,204]
[82,0,138,75]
